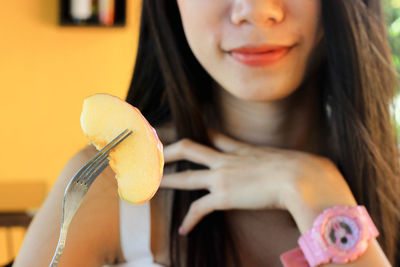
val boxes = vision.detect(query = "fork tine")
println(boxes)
[79,129,133,180]
[90,158,110,180]
[79,148,109,183]
[69,129,131,183]
[81,158,110,187]
[94,129,133,159]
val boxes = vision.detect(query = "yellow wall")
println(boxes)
[0,1,141,188]
[0,1,141,263]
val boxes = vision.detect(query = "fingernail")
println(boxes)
[178,226,185,235]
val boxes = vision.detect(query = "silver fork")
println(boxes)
[49,129,133,267]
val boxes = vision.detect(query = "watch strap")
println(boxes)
[356,206,379,237]
[298,229,331,266]
[280,247,310,267]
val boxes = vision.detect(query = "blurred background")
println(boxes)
[0,0,398,265]
[387,0,400,136]
[0,0,140,265]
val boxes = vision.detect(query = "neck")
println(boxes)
[205,76,327,155]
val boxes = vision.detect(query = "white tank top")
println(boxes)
[105,163,177,267]
[105,123,178,267]
[103,199,163,267]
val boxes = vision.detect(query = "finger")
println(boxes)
[207,127,251,155]
[160,169,212,190]
[163,138,225,168]
[179,194,223,235]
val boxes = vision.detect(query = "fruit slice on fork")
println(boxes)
[80,93,164,205]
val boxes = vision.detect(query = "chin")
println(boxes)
[228,83,299,102]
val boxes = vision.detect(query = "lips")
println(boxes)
[228,45,294,67]
[230,45,292,54]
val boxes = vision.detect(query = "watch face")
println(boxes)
[323,215,360,251]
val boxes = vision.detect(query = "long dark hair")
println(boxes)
[125,0,400,266]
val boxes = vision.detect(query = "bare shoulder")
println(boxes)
[14,145,123,267]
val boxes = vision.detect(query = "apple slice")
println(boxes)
[80,93,164,205]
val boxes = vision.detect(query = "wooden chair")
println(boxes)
[0,182,46,266]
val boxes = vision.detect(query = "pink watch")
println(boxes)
[280,205,379,267]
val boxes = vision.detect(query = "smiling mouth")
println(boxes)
[228,46,294,67]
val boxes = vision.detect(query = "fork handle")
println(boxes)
[49,192,84,267]
[49,227,68,267]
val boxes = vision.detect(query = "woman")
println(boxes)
[14,0,400,266]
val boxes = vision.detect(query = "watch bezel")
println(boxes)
[315,206,373,263]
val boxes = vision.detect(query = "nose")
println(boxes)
[230,0,285,27]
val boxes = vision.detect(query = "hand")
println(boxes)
[160,128,357,235]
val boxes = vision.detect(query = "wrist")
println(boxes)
[281,205,380,267]
[283,177,358,234]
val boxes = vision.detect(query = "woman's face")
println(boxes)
[176,0,324,101]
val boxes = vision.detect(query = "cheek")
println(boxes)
[178,0,222,31]
[290,0,322,42]
[178,2,224,62]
